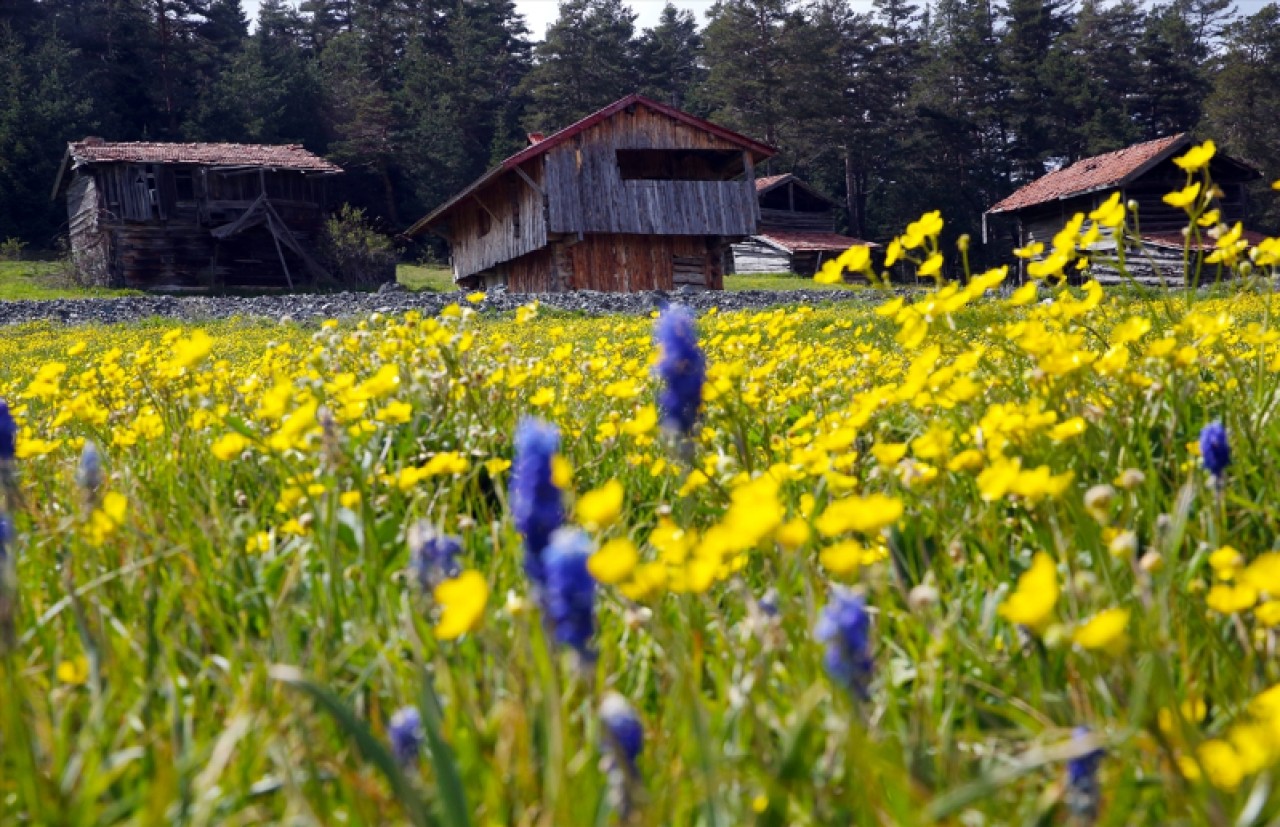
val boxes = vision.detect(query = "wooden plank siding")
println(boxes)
[66,163,332,291]
[446,163,549,283]
[542,107,757,238]
[423,96,772,292]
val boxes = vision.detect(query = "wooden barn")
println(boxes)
[406,94,776,292]
[985,134,1263,284]
[51,139,342,291]
[730,174,875,275]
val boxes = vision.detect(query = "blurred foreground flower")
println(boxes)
[815,590,873,699]
[0,398,14,461]
[600,692,643,819]
[433,570,489,640]
[511,418,565,587]
[408,521,462,590]
[76,440,103,496]
[543,528,597,660]
[388,706,423,766]
[1199,421,1230,480]
[654,305,705,438]
[998,553,1059,632]
[1065,727,1104,822]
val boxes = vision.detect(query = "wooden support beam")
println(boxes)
[470,193,499,222]
[512,164,544,197]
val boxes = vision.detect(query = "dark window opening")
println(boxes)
[510,188,521,239]
[477,209,491,237]
[174,170,195,202]
[616,149,744,181]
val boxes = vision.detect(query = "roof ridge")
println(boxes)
[986,134,1189,215]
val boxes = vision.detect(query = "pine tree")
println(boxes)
[1201,3,1280,229]
[522,0,639,132]
[636,5,704,110]
[0,24,93,244]
[701,0,795,148]
[999,0,1074,179]
[1135,3,1209,138]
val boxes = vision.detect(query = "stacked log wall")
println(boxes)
[730,239,792,273]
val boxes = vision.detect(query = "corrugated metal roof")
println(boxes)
[408,94,778,235]
[67,141,342,173]
[755,230,878,253]
[987,134,1188,215]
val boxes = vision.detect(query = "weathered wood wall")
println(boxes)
[758,207,833,232]
[67,164,331,291]
[67,174,110,286]
[542,106,757,238]
[730,239,792,274]
[446,164,549,283]
[474,233,725,292]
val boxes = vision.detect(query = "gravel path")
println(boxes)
[0,285,888,327]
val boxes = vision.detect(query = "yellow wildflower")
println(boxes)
[1173,139,1215,172]
[588,538,639,584]
[434,570,489,639]
[577,480,624,529]
[998,553,1058,630]
[211,432,249,461]
[1072,608,1129,654]
[815,493,904,537]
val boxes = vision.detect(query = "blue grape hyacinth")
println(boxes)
[601,693,643,771]
[408,520,462,590]
[510,417,565,588]
[654,305,706,437]
[1199,421,1230,479]
[600,692,644,817]
[388,706,423,766]
[543,528,597,660]
[815,590,874,699]
[1065,727,1104,822]
[77,440,103,494]
[0,399,14,462]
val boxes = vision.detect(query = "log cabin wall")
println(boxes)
[730,238,792,274]
[542,106,757,238]
[446,164,549,282]
[757,180,837,233]
[70,163,330,290]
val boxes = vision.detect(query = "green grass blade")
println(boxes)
[418,668,473,827]
[270,665,437,827]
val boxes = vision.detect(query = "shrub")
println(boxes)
[319,205,398,289]
[0,238,26,262]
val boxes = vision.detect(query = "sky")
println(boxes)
[244,0,1273,40]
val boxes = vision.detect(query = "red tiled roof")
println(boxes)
[755,174,789,192]
[987,134,1189,215]
[409,94,777,234]
[755,230,878,253]
[67,141,341,173]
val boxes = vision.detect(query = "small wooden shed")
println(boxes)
[51,139,343,291]
[985,134,1263,284]
[730,174,875,275]
[406,94,776,292]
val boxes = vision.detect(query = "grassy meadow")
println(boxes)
[3,152,1280,824]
